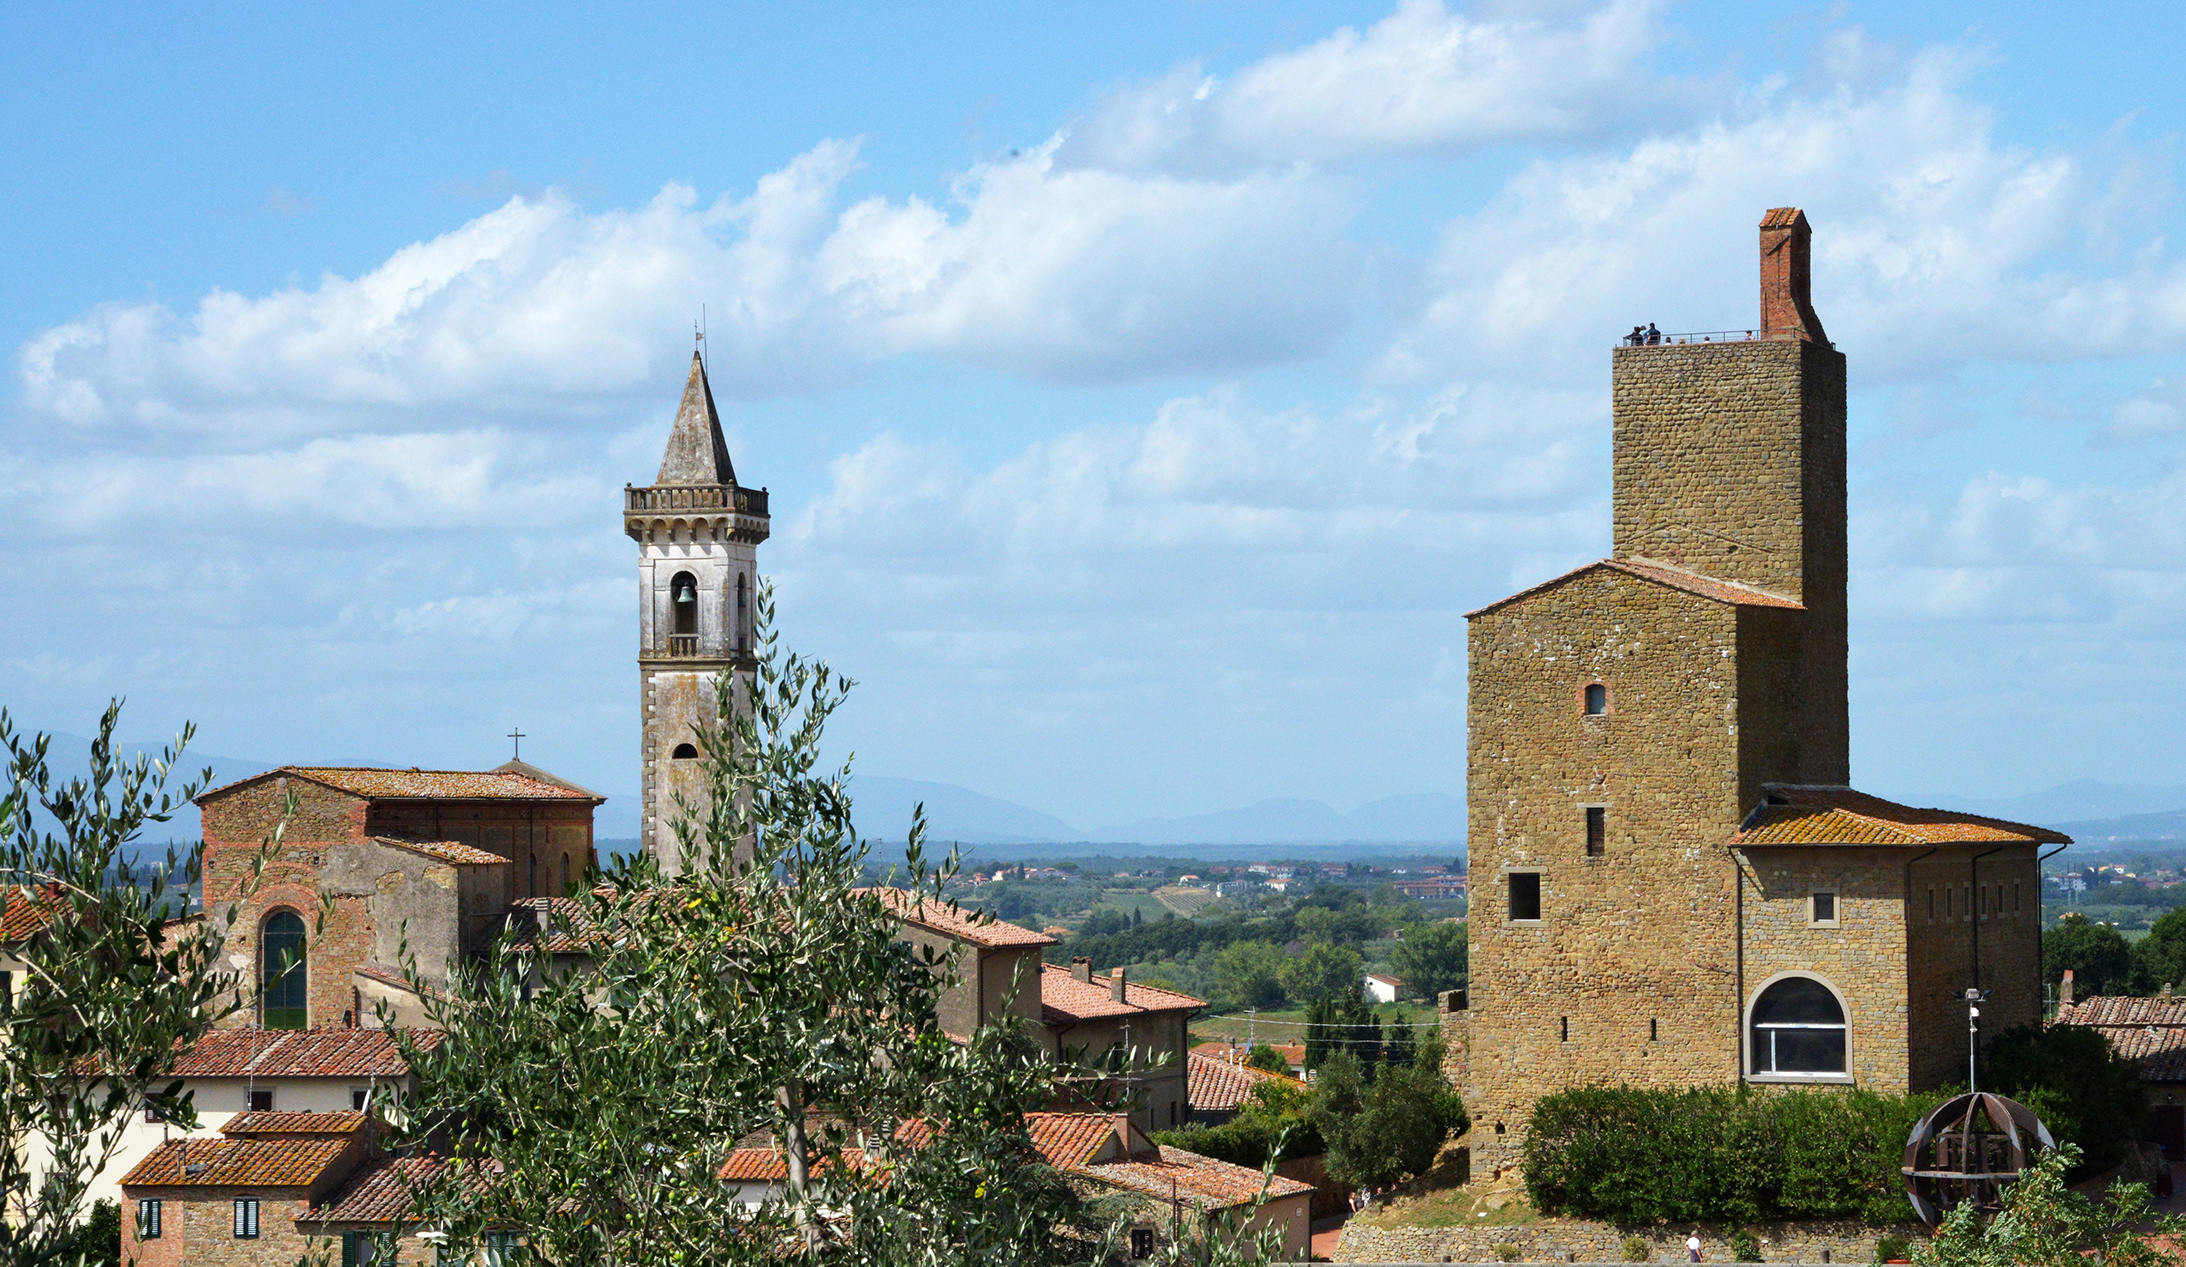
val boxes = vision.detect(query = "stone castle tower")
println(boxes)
[1454,210,2064,1176]
[625,352,769,875]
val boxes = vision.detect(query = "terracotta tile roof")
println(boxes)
[2,887,57,941]
[1467,557,1804,619]
[1040,964,1204,1021]
[861,888,1057,948]
[223,1111,368,1137]
[2054,996,2186,1081]
[168,1028,439,1079]
[1187,1053,1298,1114]
[1023,1113,1131,1169]
[200,765,602,804]
[367,836,510,866]
[122,1137,352,1189]
[301,1155,493,1225]
[1730,785,2070,847]
[352,962,441,1000]
[1761,207,1806,230]
[504,897,600,952]
[1083,1145,1314,1210]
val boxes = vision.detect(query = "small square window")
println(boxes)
[1508,872,1542,921]
[1584,807,1606,857]
[248,1089,274,1113]
[1811,892,1837,925]
[353,1088,372,1112]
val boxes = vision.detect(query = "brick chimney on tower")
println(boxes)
[1759,207,1828,344]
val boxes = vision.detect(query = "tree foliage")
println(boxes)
[1914,1143,2186,1267]
[1981,1023,2148,1176]
[1391,920,1467,1001]
[2129,905,2186,995]
[2043,913,2131,997]
[1213,940,1289,1010]
[1311,1035,1460,1192]
[1281,943,1363,1010]
[1,705,251,1267]
[386,590,1292,1266]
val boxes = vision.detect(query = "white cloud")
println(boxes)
[16,141,1356,440]
[1058,0,1697,174]
[1382,40,2186,387]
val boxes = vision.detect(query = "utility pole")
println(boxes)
[1963,987,1991,1092]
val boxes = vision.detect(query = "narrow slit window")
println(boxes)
[1560,1016,1569,1042]
[1583,683,1608,715]
[139,1200,162,1240]
[1650,1017,1658,1041]
[1928,888,1936,921]
[1585,807,1606,857]
[2014,881,2022,913]
[1508,872,1542,921]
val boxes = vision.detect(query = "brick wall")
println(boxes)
[1464,571,1748,1175]
[1611,339,1848,788]
[1740,848,1911,1091]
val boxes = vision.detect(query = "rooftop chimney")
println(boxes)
[1110,966,1128,1002]
[1071,956,1093,984]
[2059,969,2074,1007]
[1759,207,1827,344]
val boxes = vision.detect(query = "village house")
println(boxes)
[2053,978,2186,1161]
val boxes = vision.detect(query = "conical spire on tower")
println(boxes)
[655,352,736,486]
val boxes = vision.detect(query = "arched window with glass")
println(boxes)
[1748,975,1847,1077]
[260,910,308,1030]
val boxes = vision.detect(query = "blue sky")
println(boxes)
[4,1,2184,836]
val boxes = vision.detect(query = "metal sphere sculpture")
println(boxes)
[1902,1092,2054,1227]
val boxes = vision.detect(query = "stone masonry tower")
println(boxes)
[625,352,768,876]
[1454,210,2060,1178]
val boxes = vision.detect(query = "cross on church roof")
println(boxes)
[508,727,524,760]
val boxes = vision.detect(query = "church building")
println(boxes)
[624,351,769,875]
[1456,209,2070,1176]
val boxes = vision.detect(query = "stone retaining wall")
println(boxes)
[1334,1218,1922,1264]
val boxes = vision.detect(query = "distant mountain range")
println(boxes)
[846,776,1467,847]
[18,723,2185,852]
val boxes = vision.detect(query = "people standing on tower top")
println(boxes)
[1645,322,1662,345]
[1625,325,1646,346]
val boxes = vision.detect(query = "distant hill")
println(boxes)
[850,776,1087,844]
[2053,808,2186,843]
[1940,779,2186,829]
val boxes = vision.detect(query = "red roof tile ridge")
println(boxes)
[1730,785,2071,847]
[1465,557,1804,619]
[858,886,1058,948]
[366,835,512,866]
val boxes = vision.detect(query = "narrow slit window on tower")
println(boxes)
[1650,1017,1658,1042]
[1585,807,1606,857]
[1928,888,1936,921]
[2014,881,2022,913]
[1560,1016,1569,1043]
[1508,872,1542,921]
[1583,683,1607,715]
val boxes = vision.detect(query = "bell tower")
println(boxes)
[624,351,768,876]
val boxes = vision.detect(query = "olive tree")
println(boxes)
[388,590,1290,1266]
[1,704,261,1267]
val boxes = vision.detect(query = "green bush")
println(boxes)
[1981,1023,2148,1176]
[1622,1234,1651,1262]
[1729,1229,1763,1262]
[1524,1086,1944,1225]
[1151,1079,1324,1167]
[1873,1232,1909,1262]
[1494,1243,1522,1262]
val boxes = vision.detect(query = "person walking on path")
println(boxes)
[1687,1233,1703,1262]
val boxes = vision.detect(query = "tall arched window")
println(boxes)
[1749,976,1846,1076]
[671,572,699,636]
[260,910,307,1030]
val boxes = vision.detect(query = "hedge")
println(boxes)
[1524,1086,1946,1225]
